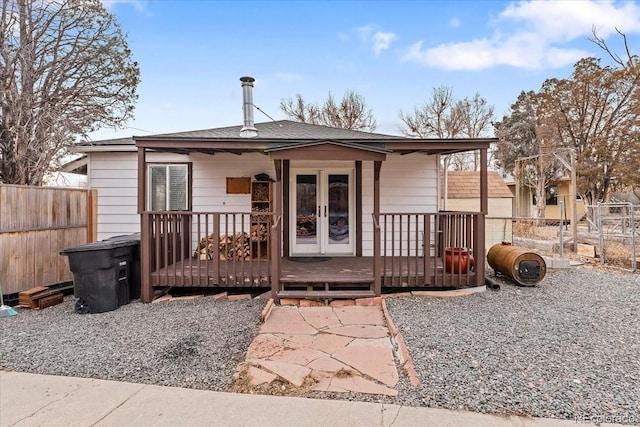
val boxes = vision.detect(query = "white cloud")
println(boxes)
[450,18,461,28]
[102,0,147,12]
[353,25,397,55]
[373,31,398,55]
[500,0,640,40]
[404,0,640,70]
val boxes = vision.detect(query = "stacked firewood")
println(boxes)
[194,232,251,260]
[220,233,251,260]
[252,183,269,201]
[251,206,270,223]
[251,223,269,241]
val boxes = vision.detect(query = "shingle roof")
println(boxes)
[76,136,134,146]
[141,120,402,140]
[74,120,495,158]
[73,120,401,148]
[444,171,513,199]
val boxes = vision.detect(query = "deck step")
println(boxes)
[277,290,376,299]
[279,276,374,284]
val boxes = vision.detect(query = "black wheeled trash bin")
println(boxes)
[61,239,136,314]
[103,233,141,300]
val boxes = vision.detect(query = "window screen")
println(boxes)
[148,164,188,210]
[168,166,187,210]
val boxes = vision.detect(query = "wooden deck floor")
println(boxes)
[151,256,478,289]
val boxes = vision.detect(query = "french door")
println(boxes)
[291,169,354,256]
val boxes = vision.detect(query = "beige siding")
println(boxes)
[445,197,513,217]
[545,181,586,220]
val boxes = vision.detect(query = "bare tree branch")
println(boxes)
[0,0,139,185]
[280,90,376,131]
[589,25,625,67]
[400,86,494,170]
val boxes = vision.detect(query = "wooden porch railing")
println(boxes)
[373,212,485,288]
[139,210,485,302]
[141,211,277,301]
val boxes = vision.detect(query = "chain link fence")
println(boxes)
[586,203,638,272]
[486,217,566,255]
[498,203,638,272]
[509,217,566,254]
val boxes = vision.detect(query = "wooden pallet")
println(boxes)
[36,293,64,310]
[18,286,64,310]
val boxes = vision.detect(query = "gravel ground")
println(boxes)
[1,267,638,424]
[0,297,264,391]
[387,267,640,424]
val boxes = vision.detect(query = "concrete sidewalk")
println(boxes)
[0,371,620,427]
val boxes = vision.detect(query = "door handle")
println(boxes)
[324,206,327,217]
[318,205,321,216]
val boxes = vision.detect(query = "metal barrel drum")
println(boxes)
[487,243,546,286]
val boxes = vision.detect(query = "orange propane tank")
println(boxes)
[487,242,546,286]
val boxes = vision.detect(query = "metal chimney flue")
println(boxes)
[239,76,258,138]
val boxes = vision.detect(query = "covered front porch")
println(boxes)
[135,128,493,303]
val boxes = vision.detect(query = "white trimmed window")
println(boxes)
[147,164,188,210]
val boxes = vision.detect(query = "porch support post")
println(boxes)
[480,148,488,215]
[141,212,153,303]
[373,161,382,296]
[356,161,362,257]
[374,161,381,215]
[271,159,283,301]
[137,147,146,214]
[477,148,488,286]
[138,147,154,302]
[283,160,290,257]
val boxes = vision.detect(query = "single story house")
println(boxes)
[73,77,495,303]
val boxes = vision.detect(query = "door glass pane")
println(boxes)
[296,174,317,245]
[328,174,349,244]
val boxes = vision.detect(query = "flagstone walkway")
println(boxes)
[237,305,400,396]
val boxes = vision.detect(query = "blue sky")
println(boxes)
[90,0,640,140]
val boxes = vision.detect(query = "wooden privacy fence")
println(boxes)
[0,185,97,294]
